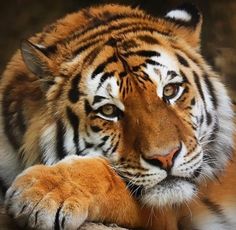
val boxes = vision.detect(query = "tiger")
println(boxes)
[0,3,235,230]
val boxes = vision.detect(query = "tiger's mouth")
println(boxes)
[125,174,197,207]
[127,175,195,196]
[158,175,195,187]
[116,150,201,206]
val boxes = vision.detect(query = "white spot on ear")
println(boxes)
[166,10,191,22]
[35,44,46,49]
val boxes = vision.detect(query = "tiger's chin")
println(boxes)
[141,177,197,207]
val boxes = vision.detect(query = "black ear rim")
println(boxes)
[165,2,201,28]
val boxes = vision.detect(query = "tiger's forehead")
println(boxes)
[84,44,182,103]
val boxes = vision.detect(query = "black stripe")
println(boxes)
[97,135,110,148]
[176,53,190,67]
[199,115,204,125]
[137,35,160,44]
[208,123,219,142]
[93,96,107,105]
[193,71,205,103]
[206,112,212,125]
[39,11,171,64]
[39,44,57,57]
[90,125,102,133]
[119,71,127,78]
[72,38,101,57]
[54,206,62,230]
[203,153,216,168]
[66,107,80,155]
[68,74,81,103]
[139,71,153,83]
[179,70,190,84]
[183,151,200,165]
[76,22,132,46]
[119,78,124,92]
[132,65,142,72]
[123,50,160,58]
[167,70,178,80]
[84,99,93,115]
[103,135,117,155]
[135,76,147,88]
[67,24,169,69]
[91,55,117,79]
[51,14,144,49]
[71,19,170,49]
[97,142,105,148]
[102,136,109,142]
[83,46,102,65]
[56,120,66,160]
[204,74,218,109]
[193,72,213,125]
[84,141,94,148]
[72,24,170,61]
[121,39,138,49]
[191,98,196,105]
[96,71,115,91]
[145,59,161,66]
[56,14,132,47]
[114,25,170,38]
[171,42,200,66]
[202,198,226,220]
[110,140,119,154]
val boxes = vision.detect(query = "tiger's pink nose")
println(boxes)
[149,147,180,170]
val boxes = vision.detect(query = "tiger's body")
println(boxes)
[0,3,235,230]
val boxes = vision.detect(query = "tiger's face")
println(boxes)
[77,38,204,207]
[21,4,234,207]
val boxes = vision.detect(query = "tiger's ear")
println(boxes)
[164,3,202,49]
[21,40,54,90]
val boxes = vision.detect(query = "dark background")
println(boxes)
[1,0,236,98]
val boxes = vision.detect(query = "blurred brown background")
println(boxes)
[0,0,236,98]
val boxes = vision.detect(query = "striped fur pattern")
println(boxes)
[1,3,236,230]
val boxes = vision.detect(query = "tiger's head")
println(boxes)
[21,4,234,207]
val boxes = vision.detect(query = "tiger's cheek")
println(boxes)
[173,84,198,130]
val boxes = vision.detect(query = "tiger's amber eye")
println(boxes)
[101,104,116,116]
[163,84,179,99]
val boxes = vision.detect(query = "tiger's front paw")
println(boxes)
[5,163,92,230]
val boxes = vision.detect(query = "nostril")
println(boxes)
[143,145,181,170]
[154,147,179,169]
